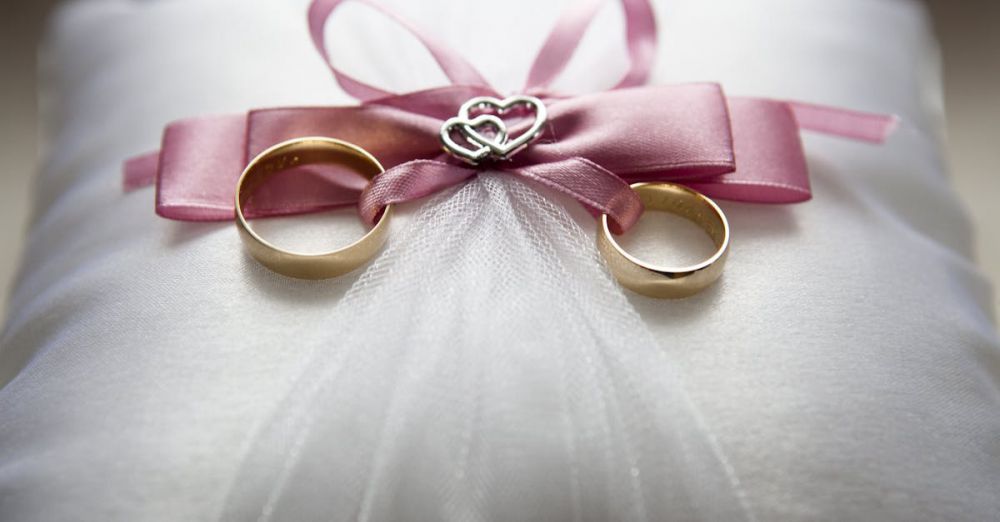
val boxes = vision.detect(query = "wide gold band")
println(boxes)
[597,182,730,298]
[235,137,392,279]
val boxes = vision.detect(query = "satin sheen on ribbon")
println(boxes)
[123,0,897,233]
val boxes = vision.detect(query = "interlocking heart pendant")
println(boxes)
[440,95,547,164]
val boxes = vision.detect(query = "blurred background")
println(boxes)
[0,0,998,320]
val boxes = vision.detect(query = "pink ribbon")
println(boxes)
[124,0,897,233]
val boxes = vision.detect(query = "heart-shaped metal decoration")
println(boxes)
[440,114,508,164]
[439,95,547,164]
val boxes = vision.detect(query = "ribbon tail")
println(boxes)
[123,151,160,192]
[788,101,899,143]
[683,98,898,203]
[120,113,255,220]
[514,158,642,234]
[150,114,252,220]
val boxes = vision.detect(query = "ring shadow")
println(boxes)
[163,219,360,306]
[164,220,228,247]
[239,249,361,307]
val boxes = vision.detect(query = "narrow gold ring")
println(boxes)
[597,182,730,298]
[235,137,392,279]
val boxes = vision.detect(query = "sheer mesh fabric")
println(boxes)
[221,174,751,521]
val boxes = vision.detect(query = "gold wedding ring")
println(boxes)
[235,137,392,279]
[598,182,729,298]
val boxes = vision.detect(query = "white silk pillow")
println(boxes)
[1,0,998,520]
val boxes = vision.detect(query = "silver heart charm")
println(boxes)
[440,114,508,164]
[440,95,547,164]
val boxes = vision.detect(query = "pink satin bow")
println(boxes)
[124,0,897,233]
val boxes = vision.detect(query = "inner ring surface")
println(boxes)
[235,137,386,256]
[602,182,729,274]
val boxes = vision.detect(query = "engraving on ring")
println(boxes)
[440,95,547,164]
[260,153,302,174]
[596,182,730,299]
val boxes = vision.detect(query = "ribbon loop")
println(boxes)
[525,0,657,93]
[309,0,493,101]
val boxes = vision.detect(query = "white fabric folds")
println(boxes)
[1,0,999,521]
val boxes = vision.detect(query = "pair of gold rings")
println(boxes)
[235,137,729,298]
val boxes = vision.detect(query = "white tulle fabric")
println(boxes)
[1,0,999,520]
[224,175,748,521]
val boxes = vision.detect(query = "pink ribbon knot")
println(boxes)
[124,0,897,234]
